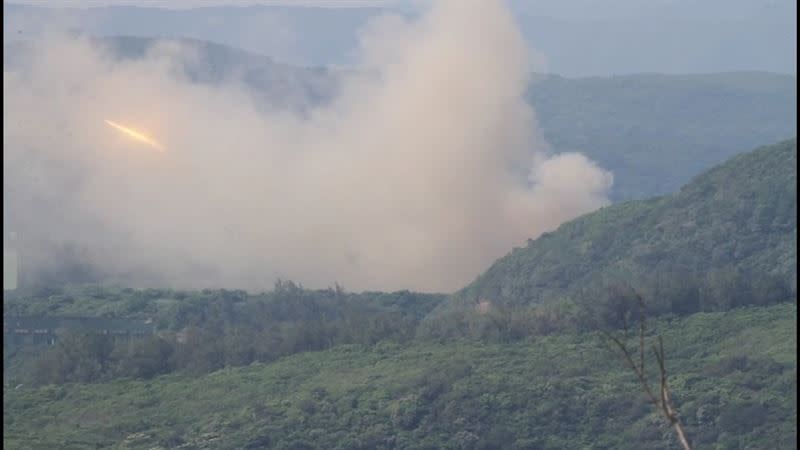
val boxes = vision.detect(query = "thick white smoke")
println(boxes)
[3,0,612,292]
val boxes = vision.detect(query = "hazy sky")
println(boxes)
[6,0,795,18]
[5,0,796,74]
[4,0,612,292]
[5,0,402,7]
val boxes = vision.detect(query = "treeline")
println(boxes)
[9,281,445,385]
[421,265,794,341]
[10,265,795,385]
[5,304,796,450]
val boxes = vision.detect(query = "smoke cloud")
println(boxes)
[3,0,612,292]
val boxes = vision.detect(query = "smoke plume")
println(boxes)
[3,0,612,292]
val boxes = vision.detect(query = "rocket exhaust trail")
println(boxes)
[104,120,165,151]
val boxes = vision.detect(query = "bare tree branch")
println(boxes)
[601,289,693,450]
[653,337,693,450]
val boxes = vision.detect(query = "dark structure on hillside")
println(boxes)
[3,316,155,345]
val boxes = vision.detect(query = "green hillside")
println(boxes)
[4,303,796,450]
[445,139,796,321]
[3,140,797,448]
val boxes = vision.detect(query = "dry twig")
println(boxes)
[601,290,692,450]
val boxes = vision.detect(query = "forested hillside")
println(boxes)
[426,139,796,337]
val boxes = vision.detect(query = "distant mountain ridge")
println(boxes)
[530,71,797,199]
[4,36,338,115]
[4,35,796,201]
[4,0,796,75]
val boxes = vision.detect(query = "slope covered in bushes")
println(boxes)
[449,139,796,319]
[3,303,796,450]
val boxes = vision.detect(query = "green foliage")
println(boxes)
[432,139,797,339]
[3,283,446,384]
[3,303,796,449]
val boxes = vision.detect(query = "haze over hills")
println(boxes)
[4,36,338,115]
[3,2,797,449]
[4,3,619,293]
[4,35,796,203]
[4,33,796,292]
[4,0,796,76]
[530,72,797,200]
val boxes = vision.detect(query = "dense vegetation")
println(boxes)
[4,303,796,449]
[429,139,797,339]
[3,282,444,385]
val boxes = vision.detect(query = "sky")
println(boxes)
[5,1,403,7]
[5,0,796,75]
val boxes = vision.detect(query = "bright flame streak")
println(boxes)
[104,120,165,151]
